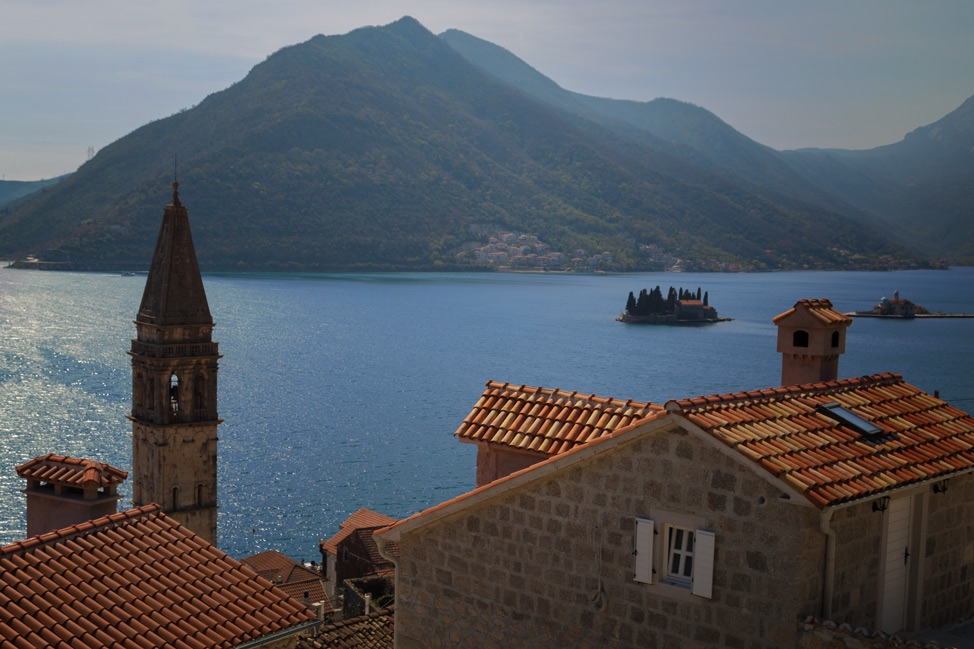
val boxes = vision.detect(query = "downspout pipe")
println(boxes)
[819,508,836,620]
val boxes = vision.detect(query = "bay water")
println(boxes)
[1,266,972,560]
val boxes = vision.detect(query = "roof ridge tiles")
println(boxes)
[668,373,906,413]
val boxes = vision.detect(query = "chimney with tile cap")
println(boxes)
[16,454,128,537]
[773,299,852,386]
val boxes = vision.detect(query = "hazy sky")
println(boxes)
[2,0,972,180]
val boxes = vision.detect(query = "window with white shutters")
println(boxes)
[633,514,715,600]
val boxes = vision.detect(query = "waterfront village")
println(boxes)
[3,187,974,649]
[456,230,751,272]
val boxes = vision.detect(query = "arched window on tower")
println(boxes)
[831,331,840,348]
[196,484,204,507]
[793,330,809,347]
[169,374,180,414]
[171,486,179,511]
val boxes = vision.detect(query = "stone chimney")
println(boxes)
[16,454,128,537]
[772,299,852,386]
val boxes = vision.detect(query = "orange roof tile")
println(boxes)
[320,509,397,556]
[15,454,127,489]
[454,381,663,456]
[668,373,974,508]
[298,606,394,649]
[772,298,852,325]
[241,550,331,609]
[0,504,315,649]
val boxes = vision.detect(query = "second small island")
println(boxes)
[617,286,731,324]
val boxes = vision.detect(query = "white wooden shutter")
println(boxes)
[691,529,715,598]
[633,518,654,583]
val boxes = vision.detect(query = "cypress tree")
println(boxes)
[704,291,709,306]
[626,291,636,314]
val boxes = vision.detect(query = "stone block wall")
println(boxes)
[921,473,974,629]
[395,425,827,649]
[828,500,883,628]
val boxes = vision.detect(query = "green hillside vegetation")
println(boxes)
[441,28,973,264]
[0,18,917,271]
[780,96,974,262]
[0,176,68,206]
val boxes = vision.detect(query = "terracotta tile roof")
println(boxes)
[0,504,315,648]
[298,607,394,649]
[454,380,663,456]
[667,373,974,509]
[380,412,676,540]
[347,529,393,568]
[242,550,331,608]
[772,298,852,325]
[15,454,127,488]
[321,509,397,556]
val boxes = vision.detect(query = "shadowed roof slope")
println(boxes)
[0,504,315,648]
[321,508,397,556]
[298,606,394,649]
[242,550,331,608]
[667,373,974,508]
[15,454,127,488]
[454,380,662,456]
[136,182,211,326]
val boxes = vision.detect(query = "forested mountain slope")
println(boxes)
[0,18,911,271]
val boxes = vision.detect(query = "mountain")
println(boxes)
[438,29,858,216]
[780,97,974,261]
[0,18,912,271]
[0,176,67,206]
[441,29,972,263]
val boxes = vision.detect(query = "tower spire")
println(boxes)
[130,181,220,545]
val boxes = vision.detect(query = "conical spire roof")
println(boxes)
[136,182,211,326]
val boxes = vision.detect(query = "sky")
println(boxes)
[1,0,972,181]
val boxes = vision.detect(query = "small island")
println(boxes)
[617,286,730,324]
[847,291,974,319]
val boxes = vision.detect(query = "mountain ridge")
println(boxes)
[0,18,925,270]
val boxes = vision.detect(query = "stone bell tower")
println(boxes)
[773,298,852,387]
[129,181,220,544]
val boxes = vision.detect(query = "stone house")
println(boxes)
[374,300,974,648]
[320,508,398,604]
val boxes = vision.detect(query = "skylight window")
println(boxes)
[817,402,883,437]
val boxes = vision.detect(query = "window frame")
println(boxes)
[633,511,715,599]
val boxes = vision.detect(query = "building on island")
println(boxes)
[374,299,974,648]
[129,181,221,545]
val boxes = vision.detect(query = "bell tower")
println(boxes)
[129,181,220,544]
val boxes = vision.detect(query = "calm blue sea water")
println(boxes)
[1,266,972,560]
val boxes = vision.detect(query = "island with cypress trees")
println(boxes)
[618,286,730,324]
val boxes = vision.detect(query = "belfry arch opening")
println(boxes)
[169,374,180,414]
[793,330,809,348]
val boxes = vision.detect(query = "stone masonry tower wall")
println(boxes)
[129,182,220,545]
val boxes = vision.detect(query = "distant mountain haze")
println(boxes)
[0,17,964,270]
[440,28,973,263]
